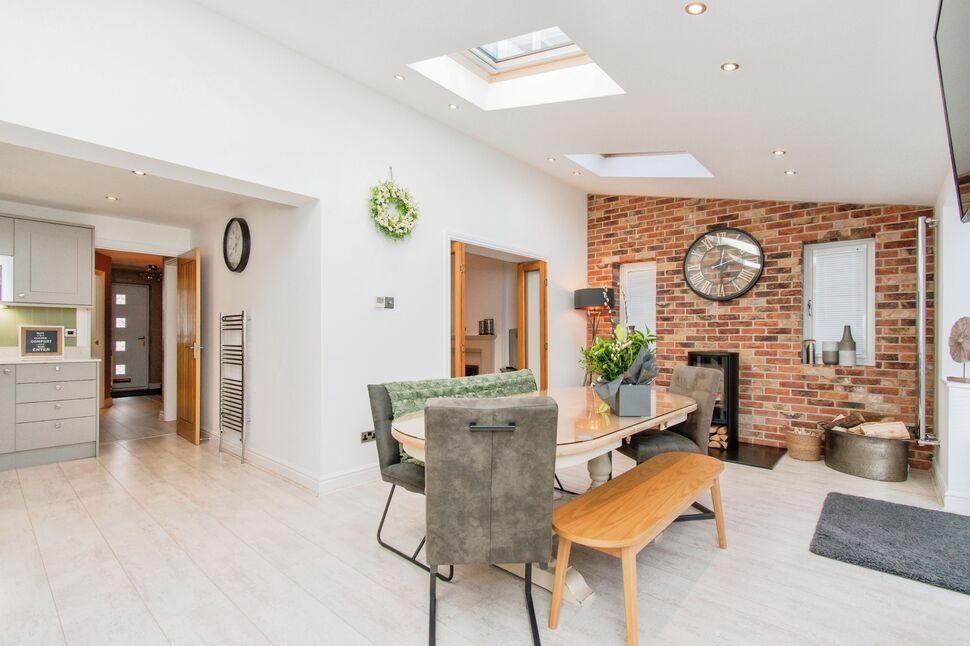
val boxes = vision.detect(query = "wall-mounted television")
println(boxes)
[935,0,970,223]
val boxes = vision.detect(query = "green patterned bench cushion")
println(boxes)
[385,369,538,465]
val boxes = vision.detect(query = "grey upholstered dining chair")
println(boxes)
[424,396,558,646]
[617,365,722,521]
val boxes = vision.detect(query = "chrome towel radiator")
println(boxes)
[916,217,938,446]
[219,311,248,462]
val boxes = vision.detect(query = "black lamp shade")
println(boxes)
[574,287,615,310]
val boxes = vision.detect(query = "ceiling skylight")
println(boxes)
[474,27,578,68]
[408,26,624,111]
[566,152,714,178]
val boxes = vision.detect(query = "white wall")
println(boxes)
[190,201,322,488]
[465,254,517,369]
[0,0,587,491]
[934,175,970,513]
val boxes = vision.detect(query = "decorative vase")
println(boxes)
[838,325,857,366]
[822,341,839,365]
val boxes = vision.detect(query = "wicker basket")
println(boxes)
[785,430,823,461]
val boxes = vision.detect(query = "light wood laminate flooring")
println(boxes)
[2,434,967,645]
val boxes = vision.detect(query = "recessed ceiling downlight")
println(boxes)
[771,150,786,156]
[393,73,406,81]
[448,103,458,110]
[573,170,582,176]
[685,3,707,15]
[546,157,556,162]
[105,195,119,201]
[131,170,147,176]
[720,62,740,72]
[784,170,797,176]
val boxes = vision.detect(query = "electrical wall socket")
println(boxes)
[65,328,77,337]
[360,430,376,443]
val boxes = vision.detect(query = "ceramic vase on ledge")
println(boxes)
[838,325,857,366]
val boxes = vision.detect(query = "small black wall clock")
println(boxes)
[683,227,764,301]
[223,217,251,273]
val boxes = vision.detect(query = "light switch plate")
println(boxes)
[374,296,385,308]
[65,328,77,337]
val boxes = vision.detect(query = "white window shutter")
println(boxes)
[619,263,657,335]
[805,239,875,364]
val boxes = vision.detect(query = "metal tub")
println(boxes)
[824,428,910,482]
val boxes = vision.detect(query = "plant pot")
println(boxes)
[594,382,652,417]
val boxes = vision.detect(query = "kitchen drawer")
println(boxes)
[16,380,97,403]
[16,416,97,451]
[16,398,97,423]
[16,362,97,384]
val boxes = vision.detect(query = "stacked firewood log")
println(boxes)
[708,425,729,449]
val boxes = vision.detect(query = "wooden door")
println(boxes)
[450,241,466,377]
[111,283,150,392]
[517,260,548,390]
[177,249,201,444]
[13,219,93,305]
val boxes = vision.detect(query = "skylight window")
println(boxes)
[474,27,577,66]
[408,26,624,111]
[566,152,714,178]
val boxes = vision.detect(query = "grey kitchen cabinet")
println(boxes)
[0,216,12,255]
[1,365,14,454]
[0,361,99,471]
[13,218,93,306]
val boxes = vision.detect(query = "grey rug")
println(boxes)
[810,492,970,595]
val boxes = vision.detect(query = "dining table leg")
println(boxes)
[587,452,613,489]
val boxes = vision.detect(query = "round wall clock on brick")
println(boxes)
[683,227,764,301]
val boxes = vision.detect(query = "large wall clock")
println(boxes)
[683,227,764,301]
[223,217,251,273]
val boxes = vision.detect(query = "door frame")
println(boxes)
[516,260,548,390]
[444,233,547,380]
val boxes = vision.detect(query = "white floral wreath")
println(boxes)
[369,180,419,240]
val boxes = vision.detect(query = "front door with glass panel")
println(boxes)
[112,283,150,392]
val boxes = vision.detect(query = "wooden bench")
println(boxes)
[548,452,727,646]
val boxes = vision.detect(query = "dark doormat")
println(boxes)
[810,492,970,595]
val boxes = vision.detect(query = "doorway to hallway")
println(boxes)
[99,394,176,443]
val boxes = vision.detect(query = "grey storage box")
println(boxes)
[824,428,910,482]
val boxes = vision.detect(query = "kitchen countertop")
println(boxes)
[0,348,100,364]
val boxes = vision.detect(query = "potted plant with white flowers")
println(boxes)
[580,324,659,416]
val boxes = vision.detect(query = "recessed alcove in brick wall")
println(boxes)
[587,194,935,468]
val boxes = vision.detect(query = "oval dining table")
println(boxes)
[391,386,697,489]
[390,385,698,607]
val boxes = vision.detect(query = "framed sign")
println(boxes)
[19,325,65,359]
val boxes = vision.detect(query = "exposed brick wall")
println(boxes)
[588,195,935,468]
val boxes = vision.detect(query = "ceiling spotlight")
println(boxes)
[771,150,786,156]
[131,170,147,176]
[448,103,458,110]
[393,73,406,81]
[546,157,556,162]
[685,2,707,15]
[784,170,797,176]
[573,170,583,176]
[720,62,740,72]
[105,195,119,201]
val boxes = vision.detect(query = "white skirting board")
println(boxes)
[202,425,379,494]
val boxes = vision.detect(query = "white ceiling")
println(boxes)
[0,141,263,226]
[195,0,949,205]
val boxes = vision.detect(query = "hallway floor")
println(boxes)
[99,395,175,443]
